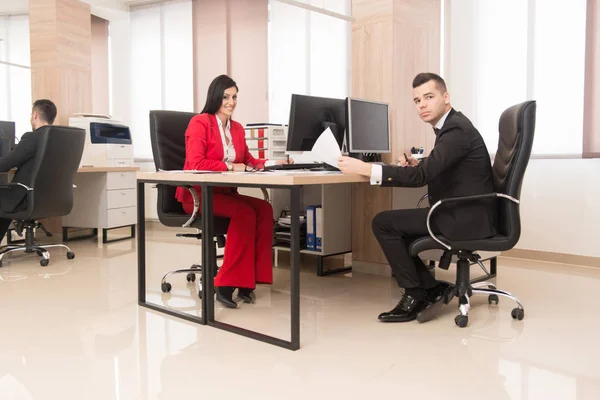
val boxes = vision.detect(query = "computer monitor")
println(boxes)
[286,94,346,151]
[345,98,391,154]
[0,121,16,158]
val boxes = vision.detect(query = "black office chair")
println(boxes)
[0,126,85,267]
[409,100,536,327]
[149,110,228,296]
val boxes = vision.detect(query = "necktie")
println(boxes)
[434,127,441,135]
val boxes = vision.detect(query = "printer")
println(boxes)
[69,114,134,167]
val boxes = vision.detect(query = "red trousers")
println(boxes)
[183,193,273,289]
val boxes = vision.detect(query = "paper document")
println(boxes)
[310,128,342,168]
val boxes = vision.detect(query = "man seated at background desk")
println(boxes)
[338,73,497,323]
[0,99,57,242]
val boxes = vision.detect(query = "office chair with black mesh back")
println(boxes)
[0,126,85,267]
[409,100,536,327]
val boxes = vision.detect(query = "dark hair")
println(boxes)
[412,72,447,93]
[33,99,58,125]
[201,75,239,115]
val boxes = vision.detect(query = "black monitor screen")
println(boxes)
[0,121,16,157]
[286,94,346,151]
[347,98,390,153]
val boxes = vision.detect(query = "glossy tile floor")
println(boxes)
[1,226,599,400]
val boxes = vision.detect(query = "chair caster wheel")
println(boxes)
[37,250,44,257]
[488,294,499,305]
[511,308,524,320]
[67,252,75,260]
[455,315,468,328]
[40,259,49,267]
[186,273,196,282]
[191,264,201,269]
[198,291,203,299]
[161,282,172,293]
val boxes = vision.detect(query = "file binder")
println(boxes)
[306,205,319,250]
[315,207,323,251]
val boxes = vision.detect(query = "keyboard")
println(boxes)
[264,163,338,171]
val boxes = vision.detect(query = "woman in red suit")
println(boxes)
[175,75,292,308]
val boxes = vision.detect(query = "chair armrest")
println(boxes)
[416,193,429,208]
[426,193,520,250]
[181,186,200,228]
[153,183,200,228]
[0,182,34,191]
[260,188,269,202]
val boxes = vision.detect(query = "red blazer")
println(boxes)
[175,113,266,204]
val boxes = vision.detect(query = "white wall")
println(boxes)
[517,159,600,258]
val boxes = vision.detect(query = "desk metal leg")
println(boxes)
[207,185,301,351]
[137,181,207,325]
[137,182,146,305]
[203,185,213,323]
[289,186,301,349]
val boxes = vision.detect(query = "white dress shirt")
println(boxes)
[217,117,236,163]
[217,117,276,167]
[369,108,452,185]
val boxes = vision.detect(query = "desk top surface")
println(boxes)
[78,167,140,173]
[2,166,140,175]
[137,171,368,186]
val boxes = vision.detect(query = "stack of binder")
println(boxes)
[306,205,323,251]
[273,210,306,248]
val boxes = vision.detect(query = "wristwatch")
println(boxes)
[226,163,233,171]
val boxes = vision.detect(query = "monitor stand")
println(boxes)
[348,152,382,163]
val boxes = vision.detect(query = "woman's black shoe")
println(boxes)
[216,286,238,308]
[237,288,256,304]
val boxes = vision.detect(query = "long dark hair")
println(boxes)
[201,75,239,115]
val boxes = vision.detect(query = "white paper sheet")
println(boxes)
[310,127,342,168]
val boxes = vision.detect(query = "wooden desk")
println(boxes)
[136,171,368,351]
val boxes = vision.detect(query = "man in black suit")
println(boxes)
[338,73,497,323]
[0,99,57,242]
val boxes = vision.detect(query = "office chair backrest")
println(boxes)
[149,110,197,216]
[492,101,536,243]
[30,126,85,219]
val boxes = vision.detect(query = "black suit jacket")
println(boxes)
[0,129,41,212]
[381,109,497,241]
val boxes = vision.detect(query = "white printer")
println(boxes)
[69,114,134,167]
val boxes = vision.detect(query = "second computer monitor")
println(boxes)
[346,98,391,154]
[286,94,346,152]
[0,120,16,158]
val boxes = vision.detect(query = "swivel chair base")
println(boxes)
[421,253,525,327]
[0,221,75,267]
[159,234,223,298]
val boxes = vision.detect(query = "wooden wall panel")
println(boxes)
[192,0,228,112]
[29,0,58,68]
[392,0,440,162]
[351,0,394,263]
[228,0,269,125]
[29,0,92,233]
[351,0,441,264]
[192,0,268,124]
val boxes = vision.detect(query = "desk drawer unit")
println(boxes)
[107,171,136,190]
[107,189,136,209]
[62,170,137,243]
